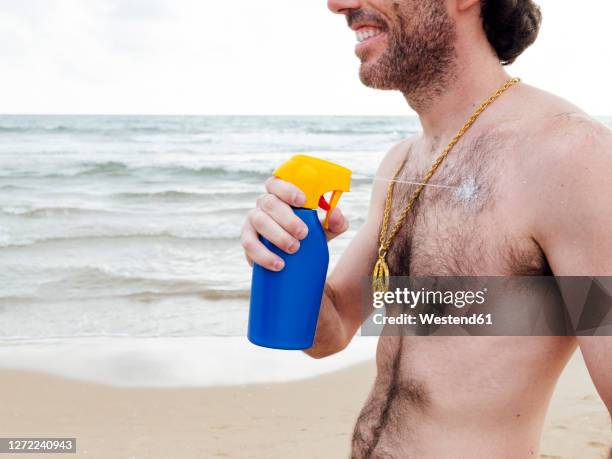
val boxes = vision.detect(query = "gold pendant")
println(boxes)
[372,249,390,293]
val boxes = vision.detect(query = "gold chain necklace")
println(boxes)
[372,77,521,293]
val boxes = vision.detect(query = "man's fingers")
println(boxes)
[256,194,308,240]
[265,177,306,207]
[242,176,346,269]
[241,175,309,271]
[323,208,349,241]
[247,208,300,255]
[241,224,285,271]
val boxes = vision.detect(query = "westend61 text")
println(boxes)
[372,312,493,326]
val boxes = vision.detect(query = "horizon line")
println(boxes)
[0,113,419,117]
[1,113,611,118]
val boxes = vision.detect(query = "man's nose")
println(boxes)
[327,0,362,15]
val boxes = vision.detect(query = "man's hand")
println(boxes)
[241,141,410,358]
[241,177,349,271]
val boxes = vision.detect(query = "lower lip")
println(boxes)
[355,31,387,52]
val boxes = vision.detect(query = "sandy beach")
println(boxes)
[0,350,609,459]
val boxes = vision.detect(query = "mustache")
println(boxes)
[346,9,388,29]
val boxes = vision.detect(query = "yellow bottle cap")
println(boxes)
[273,155,352,230]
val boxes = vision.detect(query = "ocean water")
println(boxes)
[0,115,419,342]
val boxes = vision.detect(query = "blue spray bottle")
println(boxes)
[248,155,352,350]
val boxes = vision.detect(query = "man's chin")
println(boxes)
[359,63,395,90]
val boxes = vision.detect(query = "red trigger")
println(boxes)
[318,195,330,210]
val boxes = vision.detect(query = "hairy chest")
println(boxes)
[377,136,548,277]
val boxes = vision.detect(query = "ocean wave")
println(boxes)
[304,127,411,136]
[0,328,250,343]
[78,161,130,176]
[198,289,250,300]
[0,332,217,343]
[0,206,118,218]
[123,288,249,301]
[0,231,239,249]
[0,124,214,137]
[125,163,270,179]
[0,265,249,302]
[351,175,375,185]
[0,126,28,133]
[1,163,375,184]
[0,288,250,304]
[0,333,140,343]
[5,125,78,134]
[110,189,259,202]
[0,125,105,134]
[1,203,252,221]
[114,190,201,200]
[21,161,271,180]
[53,265,200,292]
[16,161,132,179]
[0,184,26,191]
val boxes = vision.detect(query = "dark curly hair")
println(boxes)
[480,0,542,65]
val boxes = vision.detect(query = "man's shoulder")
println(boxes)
[518,85,609,140]
[518,89,611,228]
[502,87,612,268]
[364,136,418,218]
[510,85,611,166]
[530,111,611,172]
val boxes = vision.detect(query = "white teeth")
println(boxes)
[356,28,382,43]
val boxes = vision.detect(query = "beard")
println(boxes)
[352,1,457,107]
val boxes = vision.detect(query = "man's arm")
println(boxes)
[532,115,612,413]
[306,141,411,358]
[305,223,379,358]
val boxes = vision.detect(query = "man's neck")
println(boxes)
[406,53,511,141]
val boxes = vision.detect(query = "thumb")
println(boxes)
[323,208,349,242]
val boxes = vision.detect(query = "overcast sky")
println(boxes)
[0,0,610,115]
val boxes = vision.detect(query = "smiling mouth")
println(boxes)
[355,27,384,43]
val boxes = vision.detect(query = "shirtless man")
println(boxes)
[241,0,612,457]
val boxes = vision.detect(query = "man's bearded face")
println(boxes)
[347,0,457,96]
